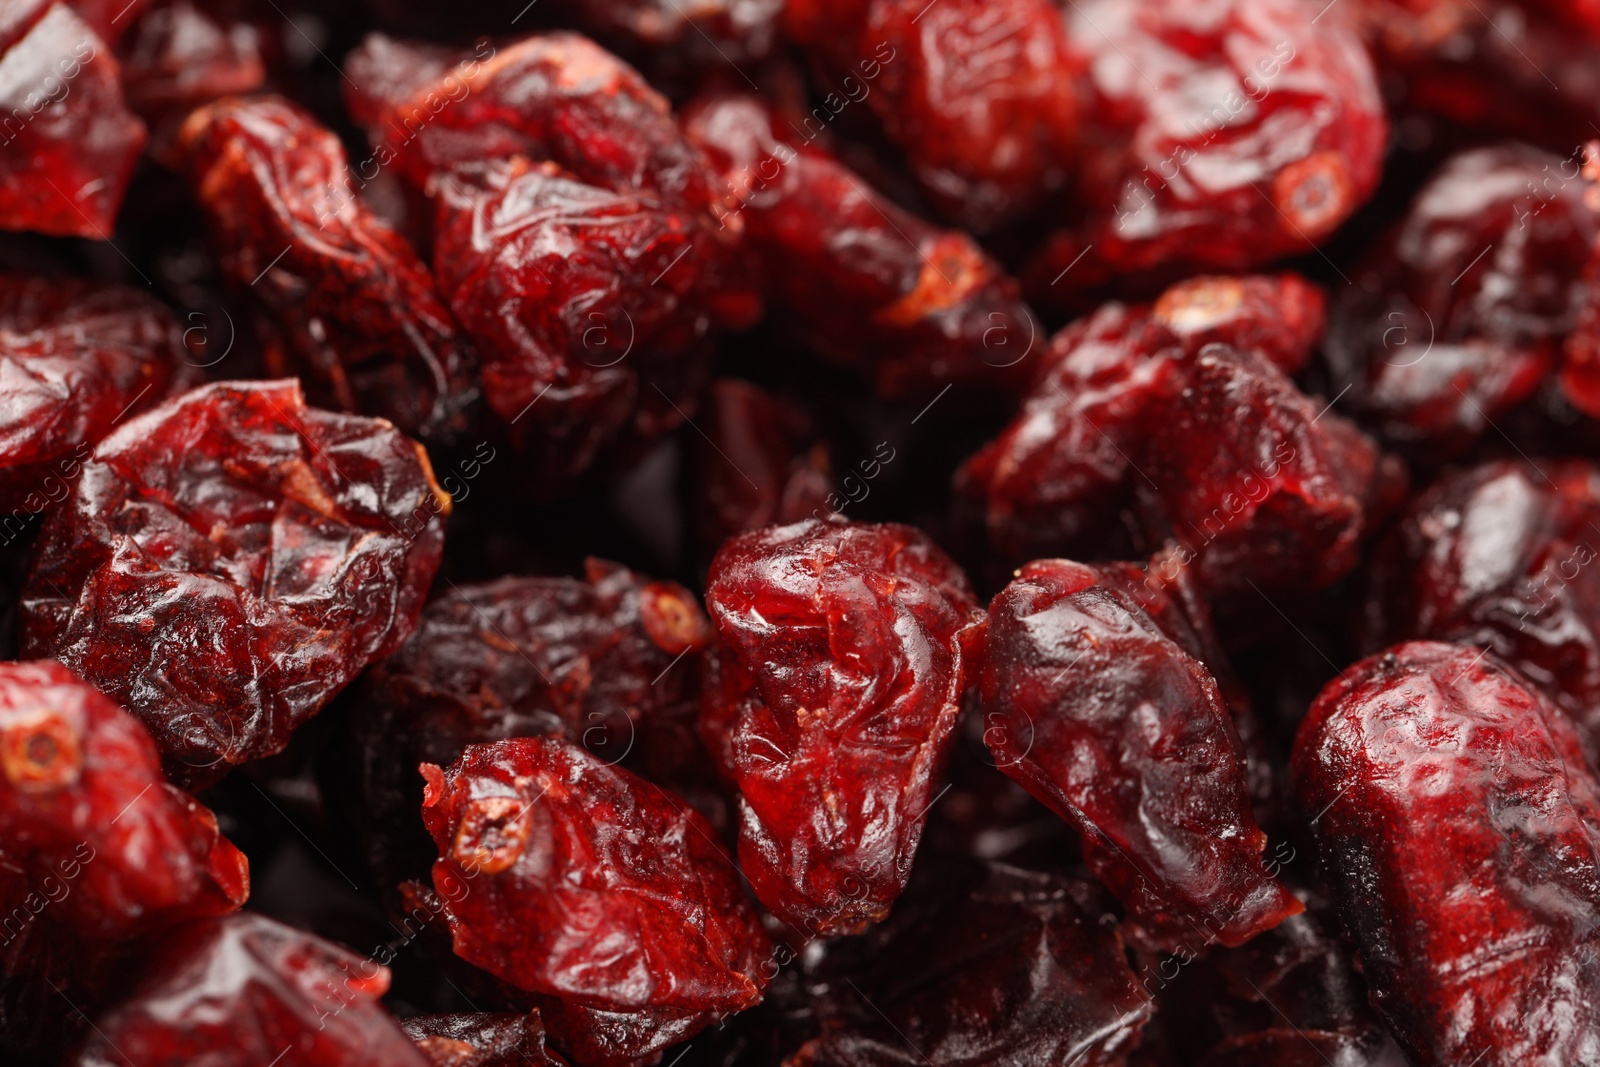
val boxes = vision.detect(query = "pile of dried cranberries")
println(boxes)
[2,0,1599,1064]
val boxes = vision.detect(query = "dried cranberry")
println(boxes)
[1029,0,1385,297]
[347,559,712,893]
[0,2,146,237]
[983,557,1300,951]
[955,274,1396,593]
[420,737,770,1034]
[1292,641,1600,1067]
[429,157,744,488]
[794,859,1151,1066]
[686,379,833,552]
[176,95,478,444]
[117,0,265,158]
[68,912,431,1067]
[783,0,1078,231]
[683,91,1041,398]
[0,272,192,512]
[21,379,447,786]
[700,517,985,936]
[403,1011,568,1067]
[1366,459,1600,756]
[342,32,728,219]
[1138,340,1401,595]
[0,660,247,1058]
[1325,145,1598,460]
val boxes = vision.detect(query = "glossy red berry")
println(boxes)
[0,2,146,237]
[983,558,1300,951]
[1294,641,1600,1067]
[700,517,985,937]
[21,379,447,786]
[420,736,770,1023]
[683,92,1041,398]
[69,913,429,1067]
[0,660,247,1057]
[0,273,193,512]
[176,95,478,444]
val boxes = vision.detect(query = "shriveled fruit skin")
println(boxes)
[348,560,711,894]
[700,518,986,937]
[783,0,1078,231]
[688,379,833,551]
[403,1011,569,1067]
[1138,341,1398,594]
[1292,641,1600,1067]
[69,912,431,1067]
[0,3,146,237]
[792,859,1150,1067]
[117,0,266,156]
[683,92,1040,398]
[0,273,192,511]
[983,558,1300,951]
[176,95,477,444]
[0,660,248,1058]
[954,274,1394,592]
[1326,145,1598,461]
[430,157,747,488]
[420,737,770,1018]
[21,379,447,787]
[1367,460,1600,755]
[342,32,726,218]
[952,301,1181,567]
[1029,0,1385,295]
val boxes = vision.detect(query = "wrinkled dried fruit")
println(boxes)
[687,379,833,551]
[0,2,146,237]
[1325,145,1597,460]
[1029,0,1385,296]
[1293,641,1600,1067]
[348,559,711,893]
[783,0,1078,231]
[700,517,985,936]
[430,157,746,488]
[955,274,1394,592]
[1367,459,1600,755]
[1138,340,1400,594]
[420,736,770,1019]
[177,95,478,444]
[794,858,1150,1067]
[0,660,247,1058]
[403,1011,569,1067]
[70,912,430,1067]
[343,31,726,217]
[684,91,1040,398]
[983,557,1300,951]
[21,379,447,786]
[0,272,191,512]
[118,0,265,155]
